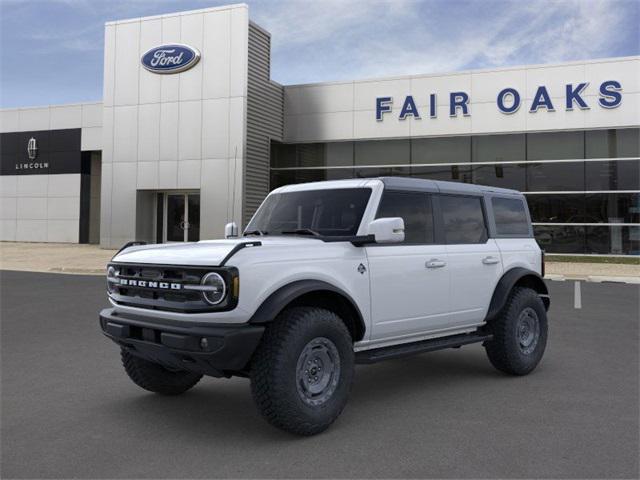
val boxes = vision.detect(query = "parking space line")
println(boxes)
[574,281,582,309]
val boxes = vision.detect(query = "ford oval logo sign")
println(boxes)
[141,44,201,74]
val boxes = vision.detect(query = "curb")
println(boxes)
[49,267,105,275]
[545,274,640,284]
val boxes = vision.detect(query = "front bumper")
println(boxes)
[99,308,264,377]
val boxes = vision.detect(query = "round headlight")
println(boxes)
[201,272,226,305]
[106,266,118,294]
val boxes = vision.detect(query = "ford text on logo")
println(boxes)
[376,80,623,121]
[141,44,201,74]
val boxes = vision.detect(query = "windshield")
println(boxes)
[245,188,372,237]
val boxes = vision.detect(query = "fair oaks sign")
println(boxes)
[376,80,623,121]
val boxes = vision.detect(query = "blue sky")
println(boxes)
[1,0,638,108]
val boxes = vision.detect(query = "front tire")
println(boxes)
[121,349,202,395]
[250,307,354,436]
[484,287,548,375]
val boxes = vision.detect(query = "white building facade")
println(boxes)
[1,4,638,254]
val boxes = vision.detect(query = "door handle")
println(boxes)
[426,259,446,268]
[482,256,500,265]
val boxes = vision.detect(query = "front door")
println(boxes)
[164,193,200,242]
[366,190,451,342]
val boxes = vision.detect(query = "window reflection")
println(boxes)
[585,160,640,191]
[527,131,584,160]
[411,165,472,183]
[534,225,586,253]
[527,161,585,191]
[473,134,525,162]
[585,193,640,224]
[586,226,640,255]
[585,128,640,158]
[526,194,585,223]
[355,140,409,166]
[412,137,471,164]
[472,164,526,190]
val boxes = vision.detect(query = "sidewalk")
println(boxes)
[0,242,116,275]
[545,261,640,284]
[1,242,639,282]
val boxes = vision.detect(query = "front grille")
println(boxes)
[107,263,237,313]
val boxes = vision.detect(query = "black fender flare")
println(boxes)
[485,267,550,323]
[248,280,366,341]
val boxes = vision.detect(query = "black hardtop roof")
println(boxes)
[378,177,522,196]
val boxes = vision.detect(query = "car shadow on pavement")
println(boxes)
[100,346,499,441]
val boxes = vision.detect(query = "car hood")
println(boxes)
[111,236,325,266]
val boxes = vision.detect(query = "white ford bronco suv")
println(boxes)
[100,177,550,435]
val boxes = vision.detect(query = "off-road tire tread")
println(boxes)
[485,286,548,376]
[121,349,202,395]
[250,307,354,436]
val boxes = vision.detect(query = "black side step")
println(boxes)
[355,332,492,364]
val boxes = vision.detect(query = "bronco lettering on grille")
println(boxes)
[119,278,182,290]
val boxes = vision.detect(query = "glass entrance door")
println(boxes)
[163,193,200,242]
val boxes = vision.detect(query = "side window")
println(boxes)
[492,197,530,236]
[376,191,434,244]
[440,195,488,244]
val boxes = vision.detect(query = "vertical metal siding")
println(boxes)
[244,23,284,225]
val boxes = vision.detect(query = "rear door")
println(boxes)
[366,190,451,341]
[439,194,503,327]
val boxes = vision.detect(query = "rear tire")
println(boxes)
[484,287,548,375]
[250,307,354,436]
[121,349,202,395]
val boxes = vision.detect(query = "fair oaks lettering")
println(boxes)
[376,80,623,121]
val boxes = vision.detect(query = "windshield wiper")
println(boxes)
[244,229,268,236]
[280,228,321,237]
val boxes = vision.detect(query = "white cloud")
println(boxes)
[251,0,634,84]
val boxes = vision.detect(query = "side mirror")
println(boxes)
[367,217,404,244]
[224,222,238,239]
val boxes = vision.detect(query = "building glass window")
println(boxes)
[526,161,585,191]
[270,168,353,189]
[534,225,586,253]
[527,131,584,160]
[472,164,526,190]
[586,226,640,255]
[585,193,640,224]
[411,165,472,183]
[585,159,640,191]
[268,129,638,255]
[440,195,488,244]
[376,191,435,244]
[472,134,525,162]
[585,128,640,158]
[492,197,530,236]
[411,136,471,164]
[526,194,585,223]
[355,139,409,166]
[354,166,410,178]
[271,142,354,168]
[271,142,297,168]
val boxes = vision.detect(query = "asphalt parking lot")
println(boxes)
[1,270,638,479]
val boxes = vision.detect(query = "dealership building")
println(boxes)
[1,3,638,254]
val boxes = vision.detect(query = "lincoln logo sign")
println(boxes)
[376,80,623,120]
[16,137,48,171]
[27,137,38,160]
[141,44,201,74]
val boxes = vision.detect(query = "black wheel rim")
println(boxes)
[295,337,341,407]
[516,307,540,355]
